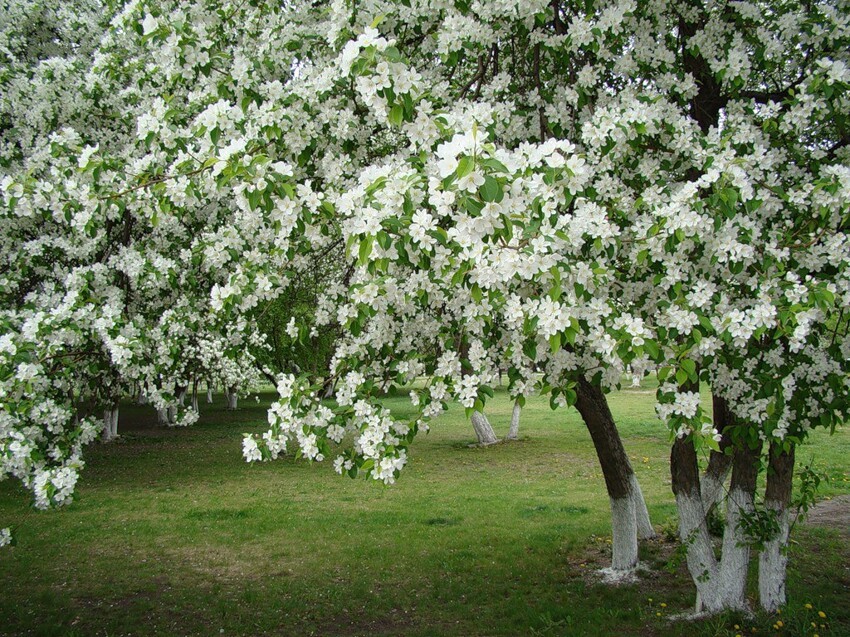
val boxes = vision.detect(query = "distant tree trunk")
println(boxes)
[574,378,654,577]
[102,403,119,442]
[191,378,199,412]
[207,383,214,403]
[759,443,795,612]
[470,410,498,445]
[506,400,521,440]
[226,386,238,410]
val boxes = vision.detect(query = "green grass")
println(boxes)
[1,386,848,636]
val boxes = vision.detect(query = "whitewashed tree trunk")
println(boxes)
[226,386,238,411]
[167,404,177,424]
[759,443,795,612]
[470,410,498,446]
[102,404,119,442]
[506,401,521,440]
[574,378,652,577]
[137,393,148,405]
[630,473,656,540]
[607,494,639,576]
[157,408,169,426]
[672,436,760,614]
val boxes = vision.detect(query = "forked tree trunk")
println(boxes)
[102,404,119,442]
[471,410,498,445]
[701,395,734,510]
[671,434,761,614]
[506,400,522,440]
[759,443,795,612]
[574,378,654,577]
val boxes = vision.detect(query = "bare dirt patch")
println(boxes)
[803,494,850,535]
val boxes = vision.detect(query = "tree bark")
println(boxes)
[506,400,522,440]
[207,383,214,403]
[671,435,720,612]
[701,395,734,510]
[717,441,761,612]
[574,377,653,575]
[470,410,498,445]
[102,404,119,442]
[759,442,795,612]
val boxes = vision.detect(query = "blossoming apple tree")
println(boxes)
[2,0,849,615]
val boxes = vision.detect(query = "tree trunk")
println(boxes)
[207,384,214,403]
[102,404,119,442]
[701,395,734,510]
[226,386,238,410]
[759,442,795,612]
[191,378,199,412]
[157,408,169,426]
[630,473,656,540]
[671,433,761,614]
[506,400,522,440]
[671,435,721,612]
[717,441,761,612]
[470,410,498,445]
[574,377,653,576]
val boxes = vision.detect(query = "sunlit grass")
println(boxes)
[1,385,848,636]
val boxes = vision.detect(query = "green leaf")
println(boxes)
[358,236,374,263]
[549,332,561,353]
[389,104,404,127]
[456,155,475,179]
[470,284,483,303]
[479,175,501,202]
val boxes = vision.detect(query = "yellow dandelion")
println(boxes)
[735,625,741,630]
[656,612,661,617]
[660,603,667,608]
[818,611,826,619]
[805,603,813,610]
[776,620,783,628]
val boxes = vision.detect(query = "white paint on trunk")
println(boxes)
[675,490,721,613]
[137,393,148,405]
[506,401,521,440]
[102,406,119,442]
[700,471,728,512]
[600,495,639,580]
[157,408,169,425]
[207,386,214,403]
[167,404,177,424]
[629,474,655,540]
[177,388,186,408]
[470,411,498,446]
[226,386,238,411]
[717,487,753,611]
[759,506,790,612]
[191,392,199,412]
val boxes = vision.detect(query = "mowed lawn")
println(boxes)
[1,386,848,637]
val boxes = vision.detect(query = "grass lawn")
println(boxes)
[1,385,848,636]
